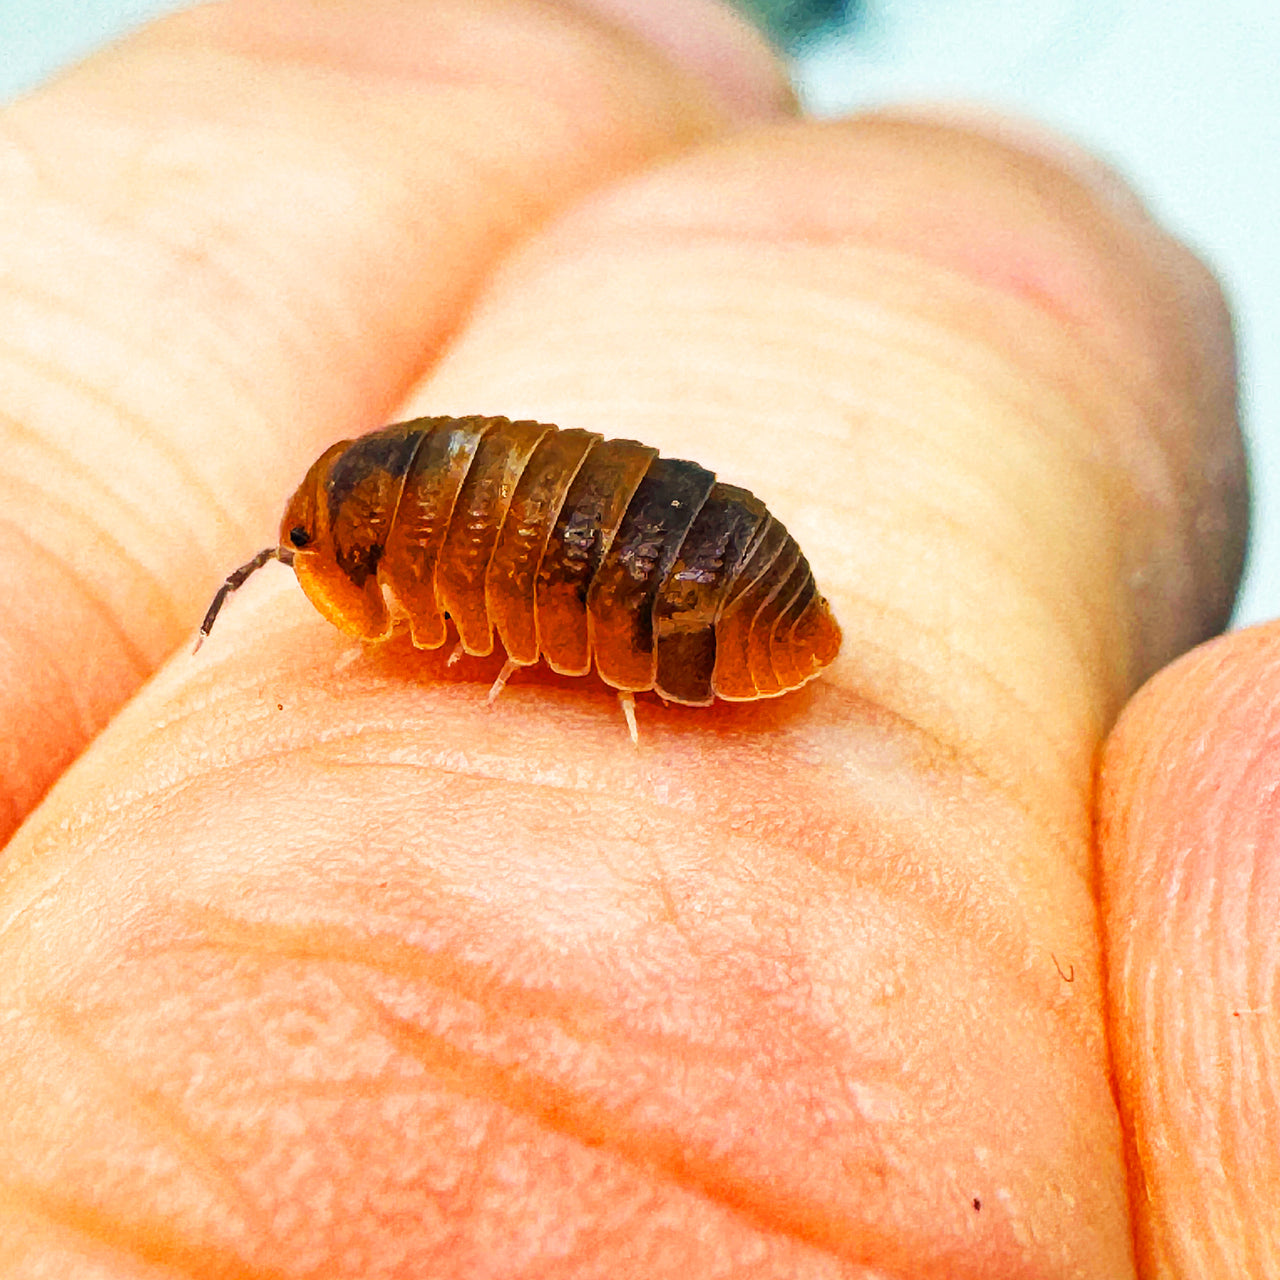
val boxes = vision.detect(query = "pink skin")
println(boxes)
[567,0,796,122]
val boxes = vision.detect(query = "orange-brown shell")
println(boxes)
[280,416,841,705]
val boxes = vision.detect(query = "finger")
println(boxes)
[417,110,1246,829]
[0,117,1244,1276]
[0,0,787,840]
[1099,624,1280,1277]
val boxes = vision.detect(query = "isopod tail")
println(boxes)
[705,516,841,703]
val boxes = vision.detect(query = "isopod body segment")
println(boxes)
[203,416,842,709]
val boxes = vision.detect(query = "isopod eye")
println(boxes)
[289,526,313,549]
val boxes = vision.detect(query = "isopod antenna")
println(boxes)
[194,545,295,651]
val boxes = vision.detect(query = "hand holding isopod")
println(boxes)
[0,1,1262,1275]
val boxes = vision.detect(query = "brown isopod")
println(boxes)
[199,415,841,740]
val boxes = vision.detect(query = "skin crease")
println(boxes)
[0,2,1257,1277]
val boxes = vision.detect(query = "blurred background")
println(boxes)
[2,0,1275,623]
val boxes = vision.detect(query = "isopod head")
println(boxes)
[277,427,422,642]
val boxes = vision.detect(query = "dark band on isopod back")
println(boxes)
[587,456,717,693]
[324,423,425,590]
[652,483,770,705]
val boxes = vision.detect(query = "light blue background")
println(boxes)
[3,0,1276,623]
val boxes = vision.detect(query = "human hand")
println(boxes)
[0,1,1255,1276]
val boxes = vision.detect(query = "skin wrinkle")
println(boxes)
[165,894,1074,1104]
[527,179,1176,431]
[387,499,1102,849]
[0,468,173,642]
[130,196,416,394]
[0,468,183,649]
[1241,780,1280,1181]
[0,1179,290,1280]
[38,1001,272,1243]
[0,4,734,664]
[543,181,1207,527]
[570,227,1111,389]
[1226,778,1277,1272]
[326,967,882,1267]
[1,682,1075,1000]
[864,390,1136,717]
[13,731,1103,1078]
[528,424,1127,775]
[433,260,1124,466]
[80,182,377,398]
[465,233,1130,446]
[311,953,1009,1277]
[0,353,230,567]
[62,196,374,439]
[36,198,422,486]
[44,603,1100,1005]
[1101,645,1280,1276]
[829,599,1087,836]
[5,701,1100,1280]
[161,87,541,256]
[643,117,1221,432]
[10,900,952,1270]
[0,222,309,539]
[77,874,1099,1278]
[64,45,715,280]
[424,238,1168,708]
[550,272,1139,658]
[859,485,1111,730]
[0,519,153,695]
[1113,733,1172,1267]
[551,277,1128,736]
[1200,766,1260,1274]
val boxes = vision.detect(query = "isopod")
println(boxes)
[199,416,841,740]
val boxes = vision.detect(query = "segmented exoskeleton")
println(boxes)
[199,416,841,737]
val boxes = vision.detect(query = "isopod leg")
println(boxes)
[487,657,522,704]
[447,641,466,668]
[618,691,639,747]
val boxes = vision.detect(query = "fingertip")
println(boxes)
[879,104,1155,217]
[854,108,1247,675]
[1099,622,1280,1276]
[564,0,797,123]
